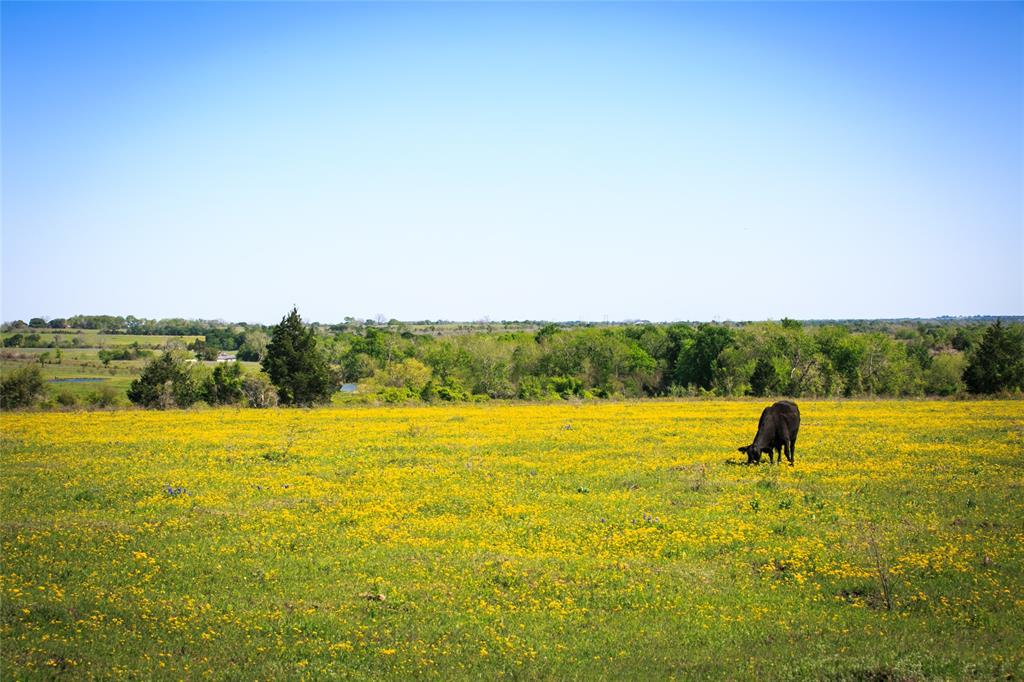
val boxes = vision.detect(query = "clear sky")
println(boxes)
[2,1,1022,324]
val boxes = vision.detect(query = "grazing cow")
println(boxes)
[738,400,800,466]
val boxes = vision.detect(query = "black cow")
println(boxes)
[738,400,800,466]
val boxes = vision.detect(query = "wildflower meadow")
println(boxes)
[1,400,1022,679]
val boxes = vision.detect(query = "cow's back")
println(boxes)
[772,400,800,437]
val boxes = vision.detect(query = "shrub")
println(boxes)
[435,377,470,402]
[517,376,552,401]
[668,384,699,398]
[202,362,245,405]
[549,376,584,399]
[373,358,433,394]
[242,373,279,408]
[379,386,415,403]
[55,391,78,408]
[98,345,151,365]
[925,352,966,396]
[127,353,200,408]
[0,365,46,409]
[88,384,120,408]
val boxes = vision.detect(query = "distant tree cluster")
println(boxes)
[125,352,269,409]
[99,343,151,365]
[4,311,1022,410]
[124,308,331,409]
[317,318,1022,402]
[112,314,1024,409]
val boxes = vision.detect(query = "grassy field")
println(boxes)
[0,350,142,403]
[0,349,261,403]
[1,401,1021,679]
[1,330,203,348]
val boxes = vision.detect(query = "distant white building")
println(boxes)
[216,352,237,363]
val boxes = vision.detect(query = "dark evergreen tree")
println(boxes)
[964,320,1024,394]
[749,357,779,396]
[261,307,334,405]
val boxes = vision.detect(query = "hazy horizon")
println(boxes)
[3,2,1022,323]
[5,311,1024,329]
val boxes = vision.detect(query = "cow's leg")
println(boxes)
[779,425,793,466]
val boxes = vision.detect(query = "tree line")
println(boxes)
[2,310,1021,410]
[325,317,1023,402]
[126,311,1023,409]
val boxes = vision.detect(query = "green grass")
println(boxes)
[0,346,259,405]
[1,350,144,404]
[1,401,1021,679]
[1,330,203,348]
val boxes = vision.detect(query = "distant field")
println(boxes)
[0,330,203,348]
[0,345,261,404]
[1,401,1021,679]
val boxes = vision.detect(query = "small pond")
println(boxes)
[48,378,106,383]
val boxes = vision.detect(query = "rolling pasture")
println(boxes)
[0,349,144,402]
[0,330,182,405]
[1,401,1022,679]
[0,332,259,404]
[0,331,203,349]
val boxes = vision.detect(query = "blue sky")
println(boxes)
[2,1,1021,323]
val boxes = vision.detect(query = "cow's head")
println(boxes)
[738,445,762,465]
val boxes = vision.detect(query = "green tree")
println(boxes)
[127,353,200,408]
[749,357,780,396]
[964,321,1024,394]
[535,323,561,345]
[261,307,334,406]
[341,351,378,382]
[237,330,269,362]
[925,352,966,396]
[367,357,433,396]
[0,365,47,409]
[423,341,470,383]
[202,362,245,405]
[674,324,734,390]
[189,338,218,361]
[88,384,120,408]
[242,372,279,408]
[816,326,865,396]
